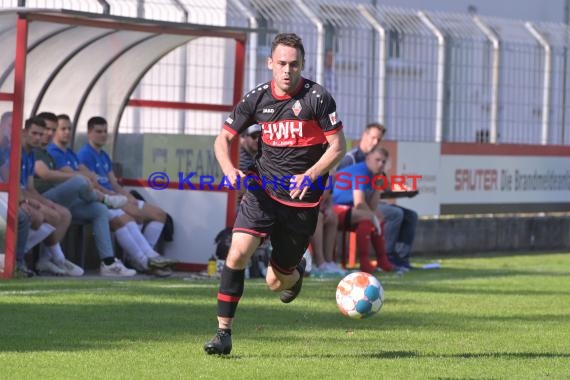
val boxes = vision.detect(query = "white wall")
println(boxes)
[125,187,228,265]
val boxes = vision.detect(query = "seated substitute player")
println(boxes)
[332,146,394,273]
[204,33,347,355]
[51,114,174,274]
[34,112,139,276]
[20,117,74,275]
[77,116,169,252]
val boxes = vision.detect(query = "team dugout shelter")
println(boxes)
[0,8,262,278]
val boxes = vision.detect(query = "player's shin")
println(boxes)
[217,264,245,320]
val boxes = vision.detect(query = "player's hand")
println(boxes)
[289,173,313,200]
[25,198,41,209]
[224,168,245,188]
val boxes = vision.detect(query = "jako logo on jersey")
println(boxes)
[292,100,302,116]
[225,117,234,125]
[262,121,304,143]
[263,108,275,113]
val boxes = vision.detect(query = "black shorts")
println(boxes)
[234,187,319,275]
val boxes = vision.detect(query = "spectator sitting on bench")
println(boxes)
[337,122,418,270]
[20,116,79,276]
[1,112,57,277]
[33,112,136,277]
[309,186,345,275]
[54,114,175,275]
[332,146,394,273]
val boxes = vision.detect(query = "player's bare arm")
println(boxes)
[34,161,79,183]
[214,128,245,187]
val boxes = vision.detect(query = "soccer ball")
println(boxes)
[336,272,384,319]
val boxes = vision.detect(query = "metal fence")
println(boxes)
[3,0,570,145]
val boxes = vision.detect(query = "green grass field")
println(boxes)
[0,252,569,379]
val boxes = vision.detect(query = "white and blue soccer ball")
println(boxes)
[336,272,384,319]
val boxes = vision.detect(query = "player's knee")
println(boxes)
[225,248,250,269]
[111,213,134,229]
[61,208,72,224]
[155,208,167,223]
[73,174,90,189]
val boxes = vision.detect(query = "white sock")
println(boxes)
[25,223,56,252]
[126,222,159,258]
[115,226,147,264]
[143,221,164,248]
[46,243,66,265]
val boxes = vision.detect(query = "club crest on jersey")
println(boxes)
[262,121,304,146]
[292,100,302,117]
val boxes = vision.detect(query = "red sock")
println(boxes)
[355,220,377,273]
[371,232,394,272]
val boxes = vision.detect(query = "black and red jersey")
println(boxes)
[223,78,343,207]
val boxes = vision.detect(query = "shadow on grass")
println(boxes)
[0,262,567,355]
[222,350,570,360]
[1,295,551,353]
[337,350,570,359]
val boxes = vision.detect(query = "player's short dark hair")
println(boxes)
[367,145,389,158]
[24,117,46,130]
[366,122,386,135]
[36,112,57,124]
[57,114,71,122]
[87,116,107,132]
[271,33,305,62]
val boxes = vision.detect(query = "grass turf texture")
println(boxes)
[0,252,569,379]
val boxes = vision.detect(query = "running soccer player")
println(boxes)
[204,33,347,355]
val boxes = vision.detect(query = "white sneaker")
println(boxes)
[326,262,346,275]
[100,259,137,277]
[36,259,67,276]
[103,194,128,209]
[63,260,84,277]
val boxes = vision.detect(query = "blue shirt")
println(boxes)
[332,162,373,206]
[47,143,80,171]
[77,143,113,191]
[20,148,35,189]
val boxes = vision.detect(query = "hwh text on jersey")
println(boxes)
[262,121,303,145]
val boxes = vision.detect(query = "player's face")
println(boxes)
[41,120,57,147]
[55,119,72,146]
[268,44,304,96]
[89,124,108,147]
[24,124,44,150]
[366,151,388,175]
[361,127,384,153]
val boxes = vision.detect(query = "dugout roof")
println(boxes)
[0,8,249,142]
